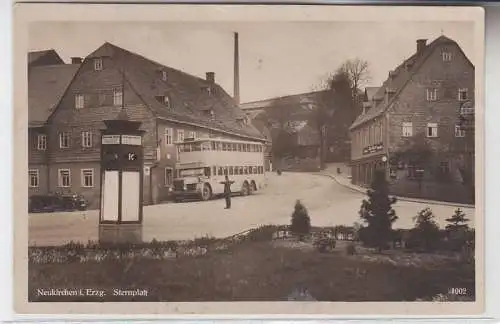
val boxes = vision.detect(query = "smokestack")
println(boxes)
[234,32,240,105]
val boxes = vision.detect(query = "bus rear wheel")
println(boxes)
[201,184,212,201]
[241,182,250,196]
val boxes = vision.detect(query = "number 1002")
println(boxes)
[448,288,467,295]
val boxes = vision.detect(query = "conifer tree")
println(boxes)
[445,208,470,231]
[411,208,441,252]
[358,169,398,251]
[290,200,311,241]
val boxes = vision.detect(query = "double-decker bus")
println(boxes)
[171,137,267,202]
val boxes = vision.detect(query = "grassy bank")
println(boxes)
[29,238,474,302]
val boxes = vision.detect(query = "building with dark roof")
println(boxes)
[349,36,475,204]
[28,43,267,208]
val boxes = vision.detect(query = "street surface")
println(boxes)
[29,172,475,246]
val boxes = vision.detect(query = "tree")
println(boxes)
[358,169,398,251]
[445,208,470,232]
[290,200,311,241]
[410,208,441,252]
[445,208,471,251]
[337,58,371,106]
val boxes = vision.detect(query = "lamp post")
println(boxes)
[99,109,145,244]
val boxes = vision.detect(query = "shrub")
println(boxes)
[445,208,471,252]
[358,170,398,251]
[290,200,311,241]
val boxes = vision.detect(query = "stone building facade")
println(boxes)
[349,36,475,204]
[28,43,266,209]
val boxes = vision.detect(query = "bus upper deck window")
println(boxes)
[204,167,211,177]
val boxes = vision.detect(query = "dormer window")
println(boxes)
[155,95,171,108]
[162,70,168,81]
[201,86,212,96]
[94,58,103,71]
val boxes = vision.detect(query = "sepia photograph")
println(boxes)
[14,4,484,315]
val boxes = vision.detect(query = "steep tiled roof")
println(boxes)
[87,42,265,141]
[350,35,468,130]
[28,64,80,126]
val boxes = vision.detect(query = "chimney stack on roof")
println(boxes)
[71,57,83,64]
[206,72,215,83]
[416,39,427,54]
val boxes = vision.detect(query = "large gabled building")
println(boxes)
[349,36,475,204]
[28,42,266,209]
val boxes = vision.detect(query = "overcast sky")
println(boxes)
[29,21,476,103]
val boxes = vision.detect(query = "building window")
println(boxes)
[75,94,84,109]
[81,169,94,188]
[455,124,466,137]
[426,88,437,101]
[442,52,452,61]
[94,58,103,71]
[113,88,123,106]
[177,129,184,142]
[28,169,39,188]
[164,168,173,186]
[162,71,168,81]
[37,134,47,151]
[402,122,413,137]
[155,95,171,108]
[188,131,196,139]
[58,169,71,187]
[458,88,468,101]
[427,123,438,138]
[81,131,92,148]
[59,132,71,148]
[164,128,173,145]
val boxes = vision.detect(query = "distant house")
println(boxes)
[349,36,475,204]
[28,42,266,208]
[28,49,65,67]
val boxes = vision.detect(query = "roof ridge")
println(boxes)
[241,90,327,106]
[100,42,210,85]
[350,35,456,130]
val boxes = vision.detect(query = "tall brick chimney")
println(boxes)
[234,32,240,105]
[71,57,82,64]
[416,39,427,54]
[206,72,215,83]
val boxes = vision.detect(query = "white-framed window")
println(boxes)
[113,88,123,106]
[94,58,103,71]
[162,71,168,81]
[442,52,452,61]
[75,94,84,109]
[188,131,196,139]
[81,168,94,188]
[164,167,173,186]
[164,128,173,145]
[427,123,438,138]
[402,122,413,137]
[455,124,466,137]
[458,88,468,101]
[426,88,438,101]
[58,169,71,187]
[81,131,92,148]
[177,129,184,142]
[28,169,39,188]
[59,132,71,148]
[37,134,47,151]
[164,96,171,108]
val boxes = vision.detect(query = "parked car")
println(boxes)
[28,193,88,213]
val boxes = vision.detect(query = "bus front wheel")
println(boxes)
[201,184,212,201]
